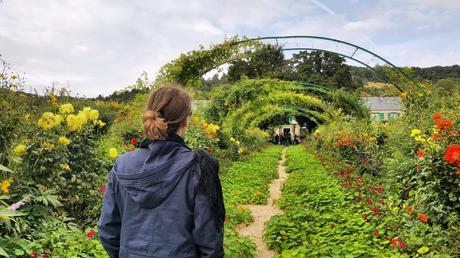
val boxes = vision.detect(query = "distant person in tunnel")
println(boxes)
[98,85,225,258]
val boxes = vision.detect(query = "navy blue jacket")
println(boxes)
[98,134,224,258]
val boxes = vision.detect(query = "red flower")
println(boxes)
[31,253,38,258]
[398,239,407,248]
[417,149,425,158]
[418,213,428,223]
[224,217,229,223]
[87,229,95,239]
[372,208,381,216]
[42,254,50,258]
[445,145,460,166]
[392,238,406,249]
[355,195,361,202]
[362,214,368,221]
[373,230,380,238]
[377,188,383,194]
[379,199,385,205]
[370,185,376,191]
[98,187,106,193]
[131,138,137,145]
[367,199,373,205]
[456,170,460,176]
[436,119,453,131]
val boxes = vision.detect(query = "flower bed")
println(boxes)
[264,145,395,257]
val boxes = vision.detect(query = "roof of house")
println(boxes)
[362,97,402,111]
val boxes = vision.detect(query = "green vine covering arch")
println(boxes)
[204,79,368,135]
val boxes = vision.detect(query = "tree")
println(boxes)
[227,44,286,82]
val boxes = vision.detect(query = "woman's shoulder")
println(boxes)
[193,148,219,171]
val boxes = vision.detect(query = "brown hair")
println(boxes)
[143,84,192,140]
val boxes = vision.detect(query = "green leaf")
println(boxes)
[0,247,9,257]
[14,249,24,256]
[0,164,14,173]
[417,246,430,254]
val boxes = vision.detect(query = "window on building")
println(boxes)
[388,112,400,120]
[371,112,384,121]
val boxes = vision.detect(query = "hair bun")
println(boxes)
[143,110,159,120]
[143,110,168,140]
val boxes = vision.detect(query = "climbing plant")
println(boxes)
[154,36,262,89]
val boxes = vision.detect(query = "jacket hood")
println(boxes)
[113,134,195,208]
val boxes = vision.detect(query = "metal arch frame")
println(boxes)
[237,35,423,92]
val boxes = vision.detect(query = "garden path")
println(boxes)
[239,147,288,258]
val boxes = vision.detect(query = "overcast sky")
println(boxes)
[1,0,459,97]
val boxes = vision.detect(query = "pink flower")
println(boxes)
[98,187,106,193]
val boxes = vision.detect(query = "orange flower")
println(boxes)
[456,170,460,176]
[432,133,441,140]
[405,205,414,214]
[418,213,428,223]
[444,144,460,166]
[432,112,442,121]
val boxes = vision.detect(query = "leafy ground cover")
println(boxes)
[264,145,396,257]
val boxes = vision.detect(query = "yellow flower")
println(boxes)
[410,129,421,137]
[42,142,55,151]
[108,148,118,159]
[88,109,99,121]
[60,163,70,171]
[77,111,88,124]
[58,136,71,146]
[14,144,26,156]
[203,123,220,137]
[414,135,426,143]
[230,137,235,142]
[55,114,64,124]
[1,179,12,193]
[235,140,240,145]
[418,93,424,97]
[238,147,244,154]
[66,114,82,131]
[37,112,59,130]
[59,103,74,114]
[400,92,408,98]
[82,107,92,114]
[93,119,106,127]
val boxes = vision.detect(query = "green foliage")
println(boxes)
[227,44,286,82]
[264,146,394,257]
[155,36,261,89]
[205,78,367,139]
[221,146,281,205]
[221,146,282,257]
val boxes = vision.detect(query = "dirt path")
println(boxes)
[239,147,288,258]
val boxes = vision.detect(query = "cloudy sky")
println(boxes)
[1,0,459,97]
